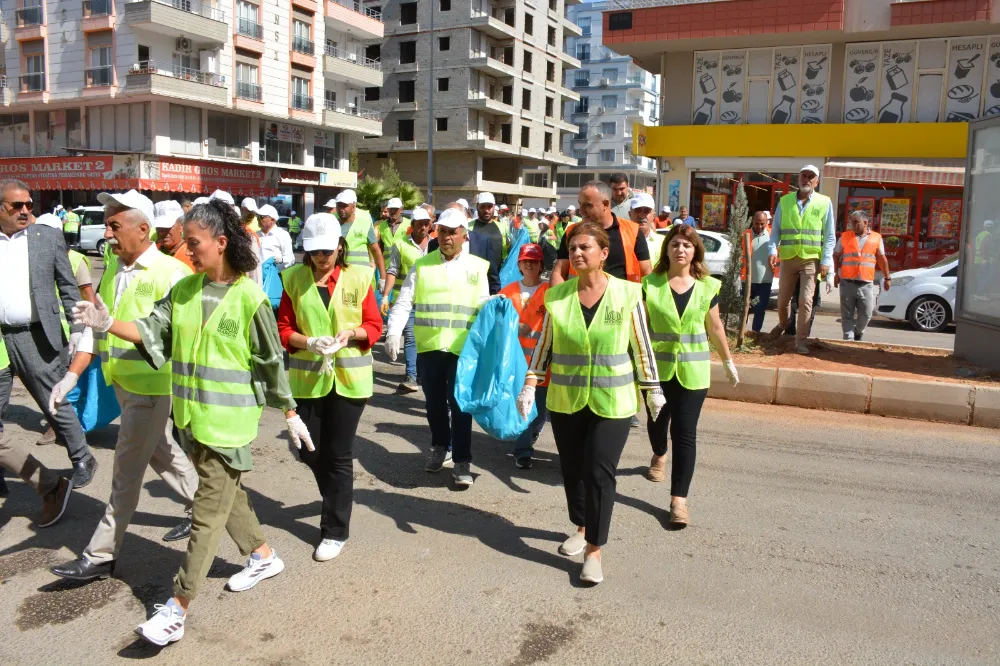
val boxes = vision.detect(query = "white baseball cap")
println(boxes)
[567,204,576,211]
[240,197,258,212]
[800,164,820,176]
[455,198,470,210]
[35,213,62,229]
[193,196,211,205]
[153,200,184,229]
[301,212,342,252]
[386,197,403,209]
[334,190,357,205]
[210,190,235,205]
[499,203,509,210]
[476,192,495,206]
[411,207,431,222]
[257,204,278,220]
[528,207,537,214]
[986,219,996,229]
[436,207,468,231]
[54,204,64,212]
[290,210,296,215]
[546,206,557,215]
[98,189,155,227]
[660,205,671,214]
[631,192,655,210]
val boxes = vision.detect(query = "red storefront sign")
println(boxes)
[141,156,278,196]
[0,155,138,191]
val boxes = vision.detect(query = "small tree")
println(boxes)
[356,159,424,216]
[718,181,751,337]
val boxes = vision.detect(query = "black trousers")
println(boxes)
[296,389,367,541]
[645,377,708,498]
[417,350,472,463]
[550,407,632,547]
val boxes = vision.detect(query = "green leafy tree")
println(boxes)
[718,181,751,336]
[355,159,423,217]
[355,176,388,218]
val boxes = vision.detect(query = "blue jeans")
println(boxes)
[403,309,417,381]
[514,385,547,459]
[746,282,771,333]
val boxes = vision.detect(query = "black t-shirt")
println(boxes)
[580,294,604,328]
[557,215,649,280]
[472,218,503,254]
[671,284,720,318]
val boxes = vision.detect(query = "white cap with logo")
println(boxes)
[301,212,342,252]
[153,200,184,229]
[240,197,258,212]
[98,189,155,227]
[257,204,278,220]
[334,190,357,206]
[631,192,655,210]
[436,207,469,231]
[800,164,820,176]
[476,192,495,206]
[386,197,403,209]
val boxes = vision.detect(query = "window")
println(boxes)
[365,86,380,102]
[575,123,587,138]
[399,2,417,24]
[172,52,200,75]
[34,109,82,155]
[0,114,30,156]
[292,76,311,110]
[602,68,618,83]
[138,45,150,63]
[399,41,416,64]
[437,77,449,92]
[521,126,530,148]
[325,89,336,110]
[521,89,531,111]
[524,14,533,35]
[601,94,618,109]
[87,44,112,87]
[546,61,555,83]
[601,121,615,135]
[523,51,532,73]
[500,123,512,144]
[548,26,556,47]
[398,79,415,103]
[545,97,554,117]
[237,0,261,38]
[575,97,590,113]
[574,149,586,166]
[207,111,251,160]
[525,171,549,187]
[544,132,552,152]
[579,17,591,36]
[575,71,590,87]
[292,19,313,54]
[23,53,45,92]
[576,43,590,60]
[87,103,150,152]
[314,132,342,168]
[439,0,450,10]
[398,119,414,141]
[436,117,448,131]
[235,61,260,100]
[600,149,614,162]
[169,104,201,155]
[259,123,304,165]
[438,36,450,51]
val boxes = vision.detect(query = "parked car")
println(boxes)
[875,253,958,332]
[74,206,108,255]
[657,227,730,280]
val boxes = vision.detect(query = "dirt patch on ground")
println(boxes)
[715,333,998,385]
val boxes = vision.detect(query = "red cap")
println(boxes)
[518,243,544,263]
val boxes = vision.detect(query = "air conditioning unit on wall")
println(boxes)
[176,37,192,51]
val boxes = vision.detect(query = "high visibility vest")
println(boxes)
[544,275,640,418]
[412,250,489,355]
[839,230,881,282]
[645,232,665,268]
[643,273,720,391]
[284,264,374,400]
[245,215,260,233]
[63,211,80,233]
[288,216,302,233]
[344,210,374,266]
[522,216,540,243]
[170,275,267,449]
[0,337,8,370]
[59,251,93,337]
[975,230,994,264]
[378,217,411,250]
[96,251,190,395]
[777,192,829,261]
[391,236,425,294]
[499,281,549,387]
[564,219,642,282]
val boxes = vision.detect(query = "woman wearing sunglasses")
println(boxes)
[276,212,382,563]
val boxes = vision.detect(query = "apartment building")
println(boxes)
[533,0,658,209]
[357,0,582,206]
[606,0,999,272]
[0,0,385,215]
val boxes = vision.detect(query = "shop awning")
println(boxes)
[823,158,966,187]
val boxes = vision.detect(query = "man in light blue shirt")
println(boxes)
[767,165,836,353]
[673,205,697,228]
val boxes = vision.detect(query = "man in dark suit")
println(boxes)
[0,179,96,488]
[429,202,501,294]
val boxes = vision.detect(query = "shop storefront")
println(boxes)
[688,170,799,231]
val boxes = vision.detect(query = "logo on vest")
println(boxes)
[134,281,154,298]
[603,307,624,326]
[217,313,240,340]
[342,289,359,308]
[466,272,479,286]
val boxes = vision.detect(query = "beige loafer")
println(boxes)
[580,555,603,584]
[646,455,666,482]
[669,502,690,527]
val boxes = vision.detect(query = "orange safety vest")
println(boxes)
[565,217,642,282]
[839,230,881,281]
[499,280,550,387]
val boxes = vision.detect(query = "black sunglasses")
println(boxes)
[3,200,32,211]
[307,249,335,257]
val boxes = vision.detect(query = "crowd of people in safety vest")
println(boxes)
[0,162,864,646]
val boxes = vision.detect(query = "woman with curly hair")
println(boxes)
[72,199,314,646]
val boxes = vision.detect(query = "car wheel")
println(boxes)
[95,239,106,257]
[908,296,950,333]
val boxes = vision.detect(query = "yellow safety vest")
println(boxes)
[59,251,92,337]
[391,237,425,294]
[284,264,374,399]
[643,273,720,390]
[777,192,829,261]
[170,275,267,448]
[544,275,641,418]
[645,233,665,268]
[63,211,80,233]
[344,209,374,266]
[412,250,489,355]
[0,337,8,370]
[522,217,540,243]
[96,251,191,395]
[378,218,411,250]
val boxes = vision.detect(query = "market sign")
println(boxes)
[0,155,139,190]
[140,156,279,196]
[279,167,357,188]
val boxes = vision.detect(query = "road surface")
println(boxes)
[1,354,997,665]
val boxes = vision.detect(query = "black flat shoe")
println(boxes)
[50,557,115,581]
[71,457,98,489]
[162,518,192,542]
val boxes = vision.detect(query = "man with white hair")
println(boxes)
[630,192,664,267]
[256,204,295,270]
[328,190,386,289]
[51,189,198,583]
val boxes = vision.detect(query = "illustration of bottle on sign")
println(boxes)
[771,95,794,124]
[693,98,715,125]
[878,93,908,123]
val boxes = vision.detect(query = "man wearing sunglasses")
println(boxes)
[0,179,97,489]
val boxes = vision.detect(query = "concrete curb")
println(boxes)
[707,362,998,429]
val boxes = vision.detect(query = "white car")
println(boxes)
[74,206,108,255]
[875,253,958,332]
[657,227,730,280]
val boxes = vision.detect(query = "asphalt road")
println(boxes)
[1,353,998,665]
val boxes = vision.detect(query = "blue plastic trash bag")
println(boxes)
[500,227,530,289]
[66,357,120,433]
[454,297,536,441]
[261,257,283,309]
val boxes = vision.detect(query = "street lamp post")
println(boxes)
[426,1,435,206]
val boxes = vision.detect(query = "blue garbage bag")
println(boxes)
[500,227,531,289]
[261,257,283,309]
[66,357,120,432]
[454,297,536,441]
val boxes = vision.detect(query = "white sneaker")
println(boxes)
[135,600,185,646]
[227,550,285,592]
[313,539,345,562]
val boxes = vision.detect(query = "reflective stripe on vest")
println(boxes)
[345,210,374,266]
[170,274,266,448]
[543,275,640,418]
[777,192,829,261]
[97,251,191,395]
[839,230,881,282]
[643,273,720,390]
[565,218,642,282]
[284,263,375,399]
[499,281,549,386]
[412,250,488,355]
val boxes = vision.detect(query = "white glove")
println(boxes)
[385,334,401,362]
[646,388,666,422]
[516,384,535,419]
[72,294,113,332]
[68,331,82,357]
[724,359,740,387]
[378,278,386,292]
[49,371,79,414]
[286,414,315,452]
[306,336,337,355]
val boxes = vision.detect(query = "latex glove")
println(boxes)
[72,294,113,332]
[824,281,833,295]
[385,334,401,362]
[646,388,666,422]
[516,384,535,419]
[377,278,386,292]
[723,359,740,387]
[49,371,79,414]
[334,329,355,349]
[380,299,390,317]
[286,414,315,452]
[306,336,336,355]
[68,331,82,357]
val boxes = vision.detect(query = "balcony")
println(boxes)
[469,50,516,79]
[323,45,383,88]
[562,18,583,37]
[237,17,263,38]
[325,0,383,40]
[20,72,44,92]
[469,8,518,40]
[292,93,314,111]
[323,102,383,135]
[124,0,227,44]
[545,79,581,102]
[468,91,514,117]
[16,6,43,27]
[0,83,13,106]
[123,61,228,106]
[547,44,581,70]
[85,65,113,87]
[292,36,314,55]
[235,79,262,101]
[543,115,578,133]
[82,0,115,30]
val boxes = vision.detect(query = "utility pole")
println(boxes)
[426,0,435,206]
